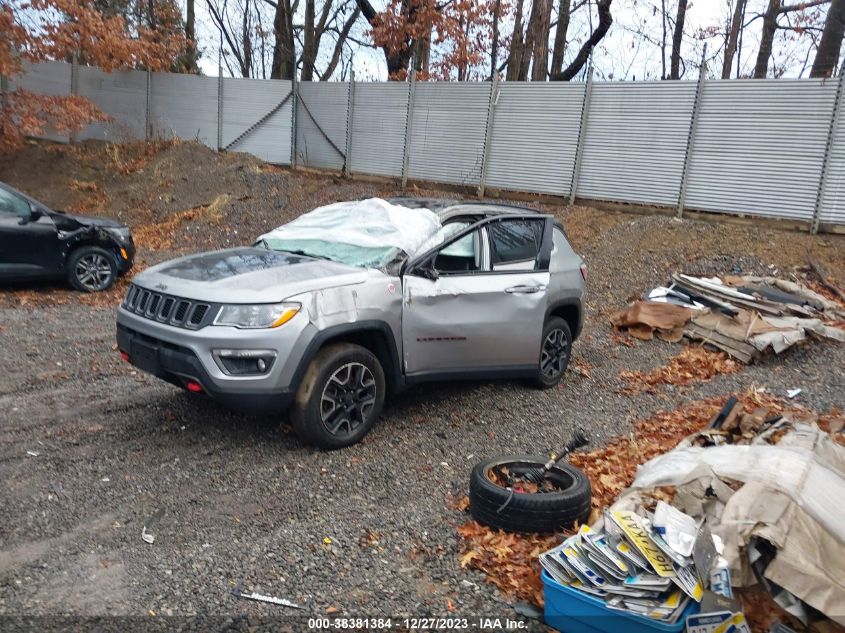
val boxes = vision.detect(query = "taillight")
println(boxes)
[579,263,588,281]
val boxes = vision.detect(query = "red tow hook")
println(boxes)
[185,380,204,393]
[119,351,130,362]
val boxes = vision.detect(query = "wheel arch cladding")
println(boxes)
[293,321,402,394]
[63,230,121,268]
[547,301,582,340]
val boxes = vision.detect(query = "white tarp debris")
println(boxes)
[258,198,441,257]
[625,422,845,622]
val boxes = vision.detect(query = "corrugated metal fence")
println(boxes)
[5,60,844,232]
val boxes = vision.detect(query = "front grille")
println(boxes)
[122,284,216,330]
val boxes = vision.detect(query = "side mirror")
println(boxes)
[19,206,43,225]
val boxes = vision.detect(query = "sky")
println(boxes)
[190,0,830,82]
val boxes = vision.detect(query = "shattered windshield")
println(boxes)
[257,198,441,270]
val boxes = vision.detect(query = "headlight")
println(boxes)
[213,302,300,329]
[105,226,132,242]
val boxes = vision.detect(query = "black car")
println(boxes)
[0,181,134,292]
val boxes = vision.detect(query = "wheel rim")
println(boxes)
[540,328,569,379]
[320,362,377,438]
[75,253,113,291]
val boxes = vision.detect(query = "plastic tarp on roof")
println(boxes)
[258,198,441,256]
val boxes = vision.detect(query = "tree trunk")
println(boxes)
[811,0,845,77]
[531,0,553,80]
[552,0,613,81]
[506,0,526,80]
[519,0,540,80]
[722,0,746,78]
[754,0,780,78]
[321,6,361,80]
[271,0,295,80]
[491,0,502,79]
[550,0,571,78]
[241,0,252,77]
[300,0,316,81]
[669,0,688,79]
[185,0,196,70]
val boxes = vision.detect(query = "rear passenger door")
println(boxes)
[401,215,553,378]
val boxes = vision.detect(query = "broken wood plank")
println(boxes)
[684,324,757,364]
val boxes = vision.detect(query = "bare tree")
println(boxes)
[669,0,687,78]
[269,0,295,79]
[550,0,573,78]
[754,0,830,78]
[722,0,747,78]
[506,0,527,80]
[552,0,613,81]
[811,0,845,76]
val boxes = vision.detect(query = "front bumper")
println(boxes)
[117,237,135,274]
[116,306,314,411]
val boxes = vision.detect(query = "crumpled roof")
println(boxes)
[257,198,442,257]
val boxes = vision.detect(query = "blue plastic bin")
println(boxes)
[542,570,699,633]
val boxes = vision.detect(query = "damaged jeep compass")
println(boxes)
[117,198,586,449]
[0,181,135,291]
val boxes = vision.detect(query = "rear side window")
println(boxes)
[0,188,31,217]
[489,219,544,270]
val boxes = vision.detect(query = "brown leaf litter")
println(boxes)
[619,345,742,394]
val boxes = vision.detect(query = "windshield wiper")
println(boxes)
[280,249,333,261]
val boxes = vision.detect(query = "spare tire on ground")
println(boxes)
[469,455,592,533]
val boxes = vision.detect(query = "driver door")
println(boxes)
[401,216,551,378]
[0,186,61,279]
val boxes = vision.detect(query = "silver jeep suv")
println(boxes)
[116,198,586,449]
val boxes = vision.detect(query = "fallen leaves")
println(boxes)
[619,346,742,394]
[569,396,727,511]
[133,194,230,250]
[456,520,563,608]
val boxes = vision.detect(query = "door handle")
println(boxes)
[505,284,546,294]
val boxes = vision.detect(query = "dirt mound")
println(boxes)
[1,138,843,314]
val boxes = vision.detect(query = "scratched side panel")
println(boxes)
[402,273,549,374]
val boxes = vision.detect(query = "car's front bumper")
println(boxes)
[116,306,314,411]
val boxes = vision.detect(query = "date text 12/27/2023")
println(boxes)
[307,617,528,630]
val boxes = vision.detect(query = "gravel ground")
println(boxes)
[1,141,844,627]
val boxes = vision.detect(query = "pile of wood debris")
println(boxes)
[611,272,845,363]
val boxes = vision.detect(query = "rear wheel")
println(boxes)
[290,343,385,450]
[67,246,117,292]
[535,317,572,388]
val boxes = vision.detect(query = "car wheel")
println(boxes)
[68,246,117,292]
[469,455,592,533]
[290,343,385,450]
[535,317,572,389]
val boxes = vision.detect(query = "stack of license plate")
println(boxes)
[540,510,707,623]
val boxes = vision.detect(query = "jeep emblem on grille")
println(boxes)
[155,283,168,291]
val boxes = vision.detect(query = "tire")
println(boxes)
[67,246,117,292]
[535,317,572,389]
[469,455,591,533]
[290,343,386,450]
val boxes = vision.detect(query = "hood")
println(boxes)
[133,247,370,303]
[48,210,124,229]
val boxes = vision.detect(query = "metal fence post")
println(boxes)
[344,70,356,177]
[812,58,845,234]
[145,68,152,141]
[216,68,223,150]
[401,69,417,189]
[290,70,299,168]
[568,60,593,206]
[477,72,500,199]
[70,53,79,143]
[677,45,708,219]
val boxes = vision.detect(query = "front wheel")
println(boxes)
[535,317,572,389]
[290,343,386,450]
[67,246,117,292]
